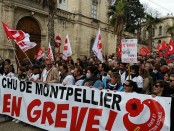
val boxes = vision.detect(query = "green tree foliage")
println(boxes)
[108,0,126,53]
[108,0,145,53]
[143,13,161,51]
[125,0,145,34]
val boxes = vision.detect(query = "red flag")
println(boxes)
[2,21,15,39]
[157,43,162,51]
[2,22,25,41]
[139,47,149,56]
[158,41,168,57]
[168,39,174,55]
[55,35,62,47]
[161,41,167,50]
[117,43,122,57]
[2,22,36,52]
[35,48,45,60]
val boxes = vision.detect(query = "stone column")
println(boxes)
[0,2,17,71]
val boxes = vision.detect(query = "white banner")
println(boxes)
[121,39,137,63]
[0,76,171,131]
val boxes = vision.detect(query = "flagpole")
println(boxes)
[8,39,21,67]
[23,52,33,66]
[13,40,33,66]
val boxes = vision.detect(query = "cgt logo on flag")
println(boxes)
[63,34,72,60]
[92,28,103,62]
[55,35,62,47]
[48,42,54,61]
[35,48,45,60]
[2,22,36,52]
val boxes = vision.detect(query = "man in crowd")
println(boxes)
[73,66,85,86]
[59,63,75,85]
[119,63,128,84]
[40,58,59,83]
[98,63,107,80]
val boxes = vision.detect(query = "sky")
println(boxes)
[139,0,174,16]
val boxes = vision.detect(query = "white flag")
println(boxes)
[63,34,72,60]
[92,28,104,62]
[48,42,54,61]
[111,0,116,5]
[16,32,36,52]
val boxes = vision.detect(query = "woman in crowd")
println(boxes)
[3,65,15,78]
[151,80,169,97]
[81,66,103,88]
[164,72,170,84]
[123,80,137,93]
[139,68,151,94]
[67,64,75,74]
[106,72,123,91]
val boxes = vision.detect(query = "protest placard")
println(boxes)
[121,39,137,63]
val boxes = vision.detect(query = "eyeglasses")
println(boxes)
[170,79,174,82]
[154,84,160,88]
[123,84,130,87]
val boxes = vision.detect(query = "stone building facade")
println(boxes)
[0,0,116,69]
[142,14,174,49]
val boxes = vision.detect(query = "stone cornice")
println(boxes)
[1,0,114,33]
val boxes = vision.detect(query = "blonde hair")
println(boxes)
[4,65,12,72]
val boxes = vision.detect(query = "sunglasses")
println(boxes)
[154,84,160,88]
[123,83,130,87]
[170,79,174,82]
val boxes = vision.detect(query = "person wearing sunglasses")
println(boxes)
[123,80,137,93]
[152,80,170,97]
[40,58,59,84]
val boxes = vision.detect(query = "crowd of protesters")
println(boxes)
[0,52,174,125]
[0,52,174,98]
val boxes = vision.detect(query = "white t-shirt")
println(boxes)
[42,68,51,82]
[135,76,143,88]
[62,75,75,85]
[119,71,127,84]
[30,74,40,81]
[3,72,15,78]
[75,80,84,86]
